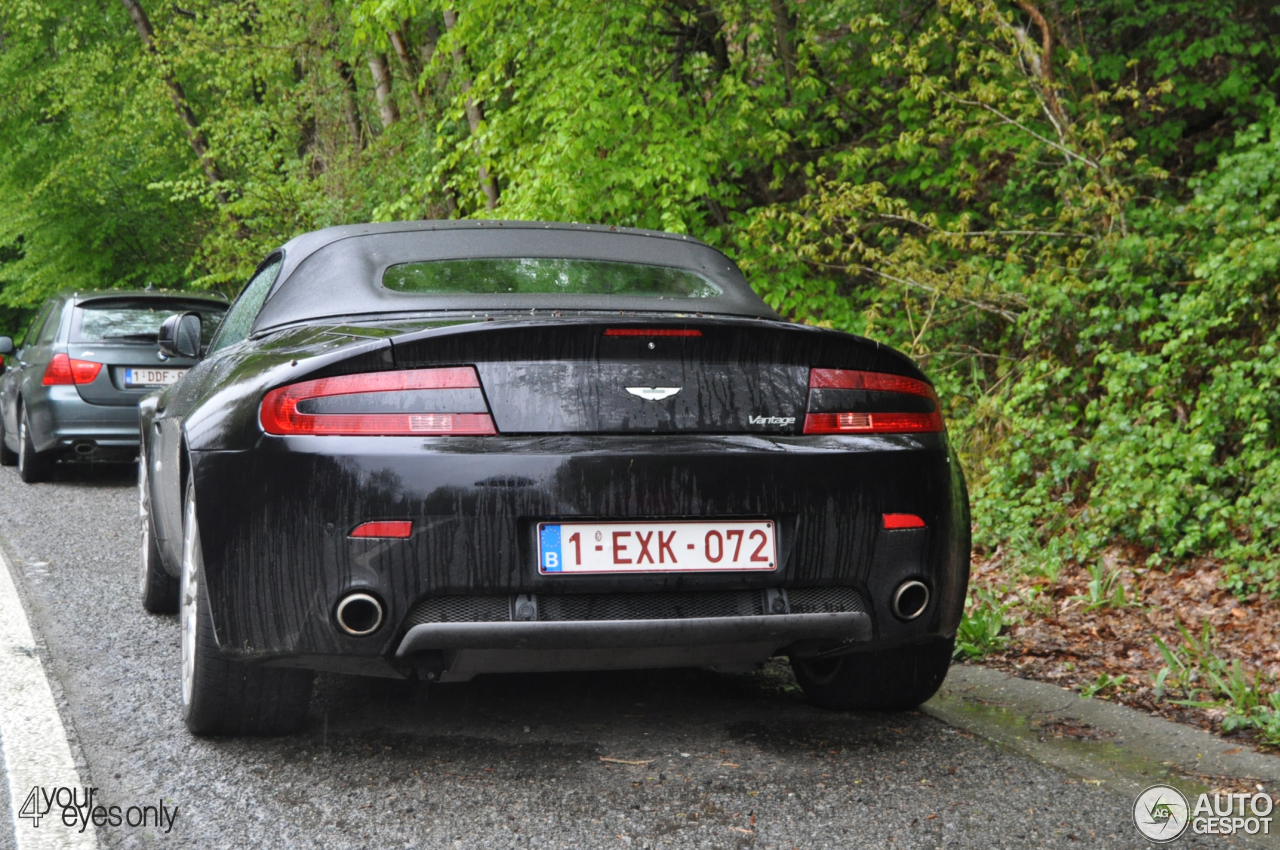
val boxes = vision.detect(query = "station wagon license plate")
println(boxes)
[124,368,187,387]
[537,520,777,574]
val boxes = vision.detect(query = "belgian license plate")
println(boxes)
[537,520,777,574]
[124,368,187,387]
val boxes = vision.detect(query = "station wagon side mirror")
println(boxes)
[0,337,12,355]
[157,313,202,360]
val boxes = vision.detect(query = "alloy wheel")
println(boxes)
[180,491,199,707]
[138,454,151,597]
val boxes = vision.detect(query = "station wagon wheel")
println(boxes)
[138,448,178,613]
[180,477,313,736]
[789,638,955,712]
[17,406,51,483]
[0,411,16,466]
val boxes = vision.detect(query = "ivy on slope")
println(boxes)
[981,114,1280,593]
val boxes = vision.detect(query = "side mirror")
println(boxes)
[157,313,202,360]
[0,337,13,355]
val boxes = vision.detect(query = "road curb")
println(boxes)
[925,663,1280,847]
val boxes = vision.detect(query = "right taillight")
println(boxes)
[260,367,497,436]
[803,368,943,434]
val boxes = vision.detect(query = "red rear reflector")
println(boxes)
[260,367,498,436]
[350,521,413,539]
[883,513,926,529]
[43,354,103,386]
[603,329,702,337]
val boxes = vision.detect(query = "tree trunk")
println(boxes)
[368,53,400,130]
[419,21,450,100]
[321,0,366,151]
[443,8,499,210]
[771,0,797,89]
[388,27,425,121]
[117,0,229,205]
[334,59,366,151]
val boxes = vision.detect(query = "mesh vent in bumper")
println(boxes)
[402,596,510,626]
[537,590,765,622]
[788,586,867,614]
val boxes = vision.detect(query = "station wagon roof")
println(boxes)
[68,290,229,305]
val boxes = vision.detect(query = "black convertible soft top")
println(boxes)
[251,221,779,333]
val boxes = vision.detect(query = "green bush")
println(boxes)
[3,0,1279,590]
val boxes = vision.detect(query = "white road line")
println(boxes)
[0,548,97,849]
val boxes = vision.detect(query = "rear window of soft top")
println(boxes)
[382,258,722,298]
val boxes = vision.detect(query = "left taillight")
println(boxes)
[43,354,102,386]
[259,366,497,436]
[803,368,943,435]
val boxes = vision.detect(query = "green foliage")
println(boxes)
[1079,561,1136,611]
[2,0,1280,590]
[954,587,1012,660]
[1153,622,1280,746]
[1079,672,1127,699]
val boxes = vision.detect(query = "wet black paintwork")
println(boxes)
[142,312,969,671]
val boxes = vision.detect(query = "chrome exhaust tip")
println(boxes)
[73,442,97,456]
[335,592,384,636]
[891,580,930,621]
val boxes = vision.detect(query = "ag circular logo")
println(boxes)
[1134,784,1190,843]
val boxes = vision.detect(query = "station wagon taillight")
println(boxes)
[43,354,102,386]
[259,367,497,436]
[803,368,943,434]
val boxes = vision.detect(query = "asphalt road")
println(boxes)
[0,462,1230,849]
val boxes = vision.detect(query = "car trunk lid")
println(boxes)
[66,342,200,406]
[386,317,924,435]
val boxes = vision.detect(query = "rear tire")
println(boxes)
[139,453,177,613]
[0,413,17,466]
[180,478,312,735]
[790,638,954,711]
[17,407,51,483]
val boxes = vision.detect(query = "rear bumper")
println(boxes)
[34,386,140,452]
[191,432,970,669]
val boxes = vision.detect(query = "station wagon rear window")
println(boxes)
[73,301,228,346]
[382,258,723,299]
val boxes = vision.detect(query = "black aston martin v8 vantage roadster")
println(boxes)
[138,221,970,735]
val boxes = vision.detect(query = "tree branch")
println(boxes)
[117,0,229,205]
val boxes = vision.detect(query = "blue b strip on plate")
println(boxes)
[539,524,563,572]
